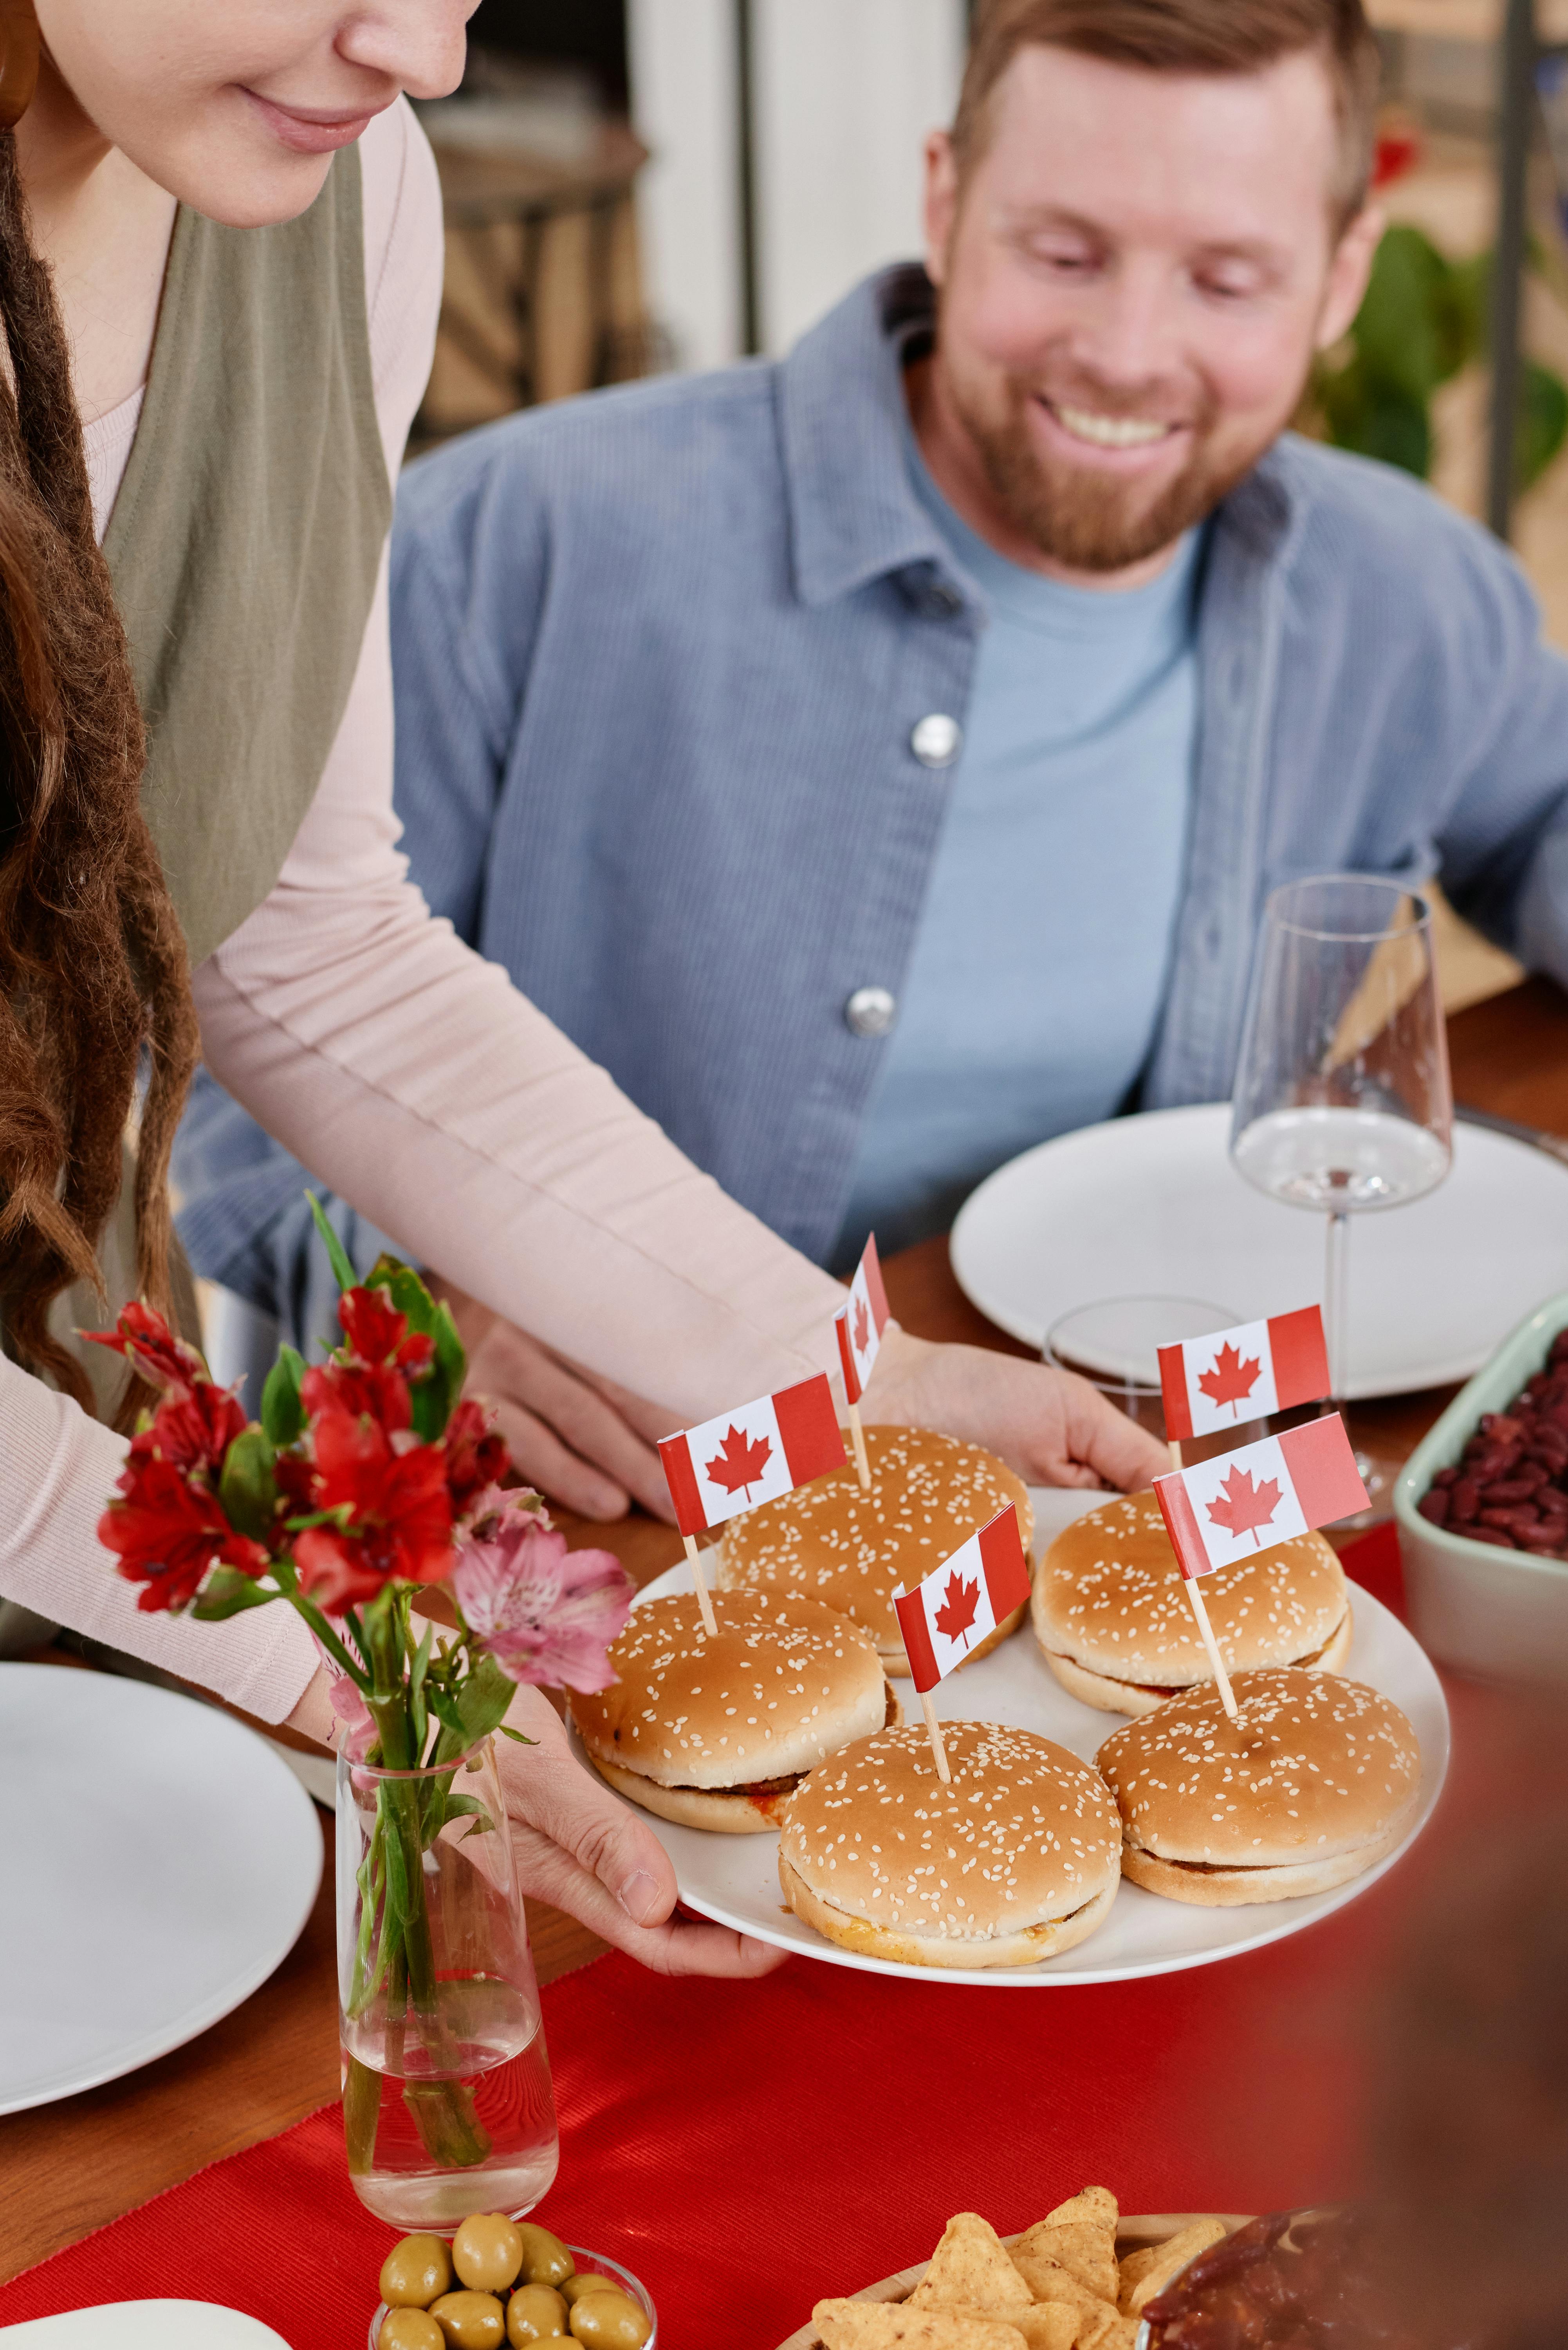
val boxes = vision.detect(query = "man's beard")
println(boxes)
[951,368,1268,574]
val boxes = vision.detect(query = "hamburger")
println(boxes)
[569,1591,900,1832]
[1096,1665,1422,1904]
[1032,1490,1351,1716]
[718,1426,1033,1678]
[777,1721,1122,1968]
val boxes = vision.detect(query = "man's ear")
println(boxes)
[924,130,959,289]
[1316,201,1384,352]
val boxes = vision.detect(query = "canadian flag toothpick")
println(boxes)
[1158,1306,1330,1443]
[1153,1414,1369,1721]
[893,1503,1032,1782]
[835,1235,891,1492]
[659,1374,846,1633]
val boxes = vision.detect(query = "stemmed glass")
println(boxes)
[1229,876,1453,1497]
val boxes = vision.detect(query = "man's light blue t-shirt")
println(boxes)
[833,424,1207,1269]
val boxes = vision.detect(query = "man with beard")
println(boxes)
[173,0,1568,1512]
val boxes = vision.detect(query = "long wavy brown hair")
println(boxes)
[0,127,198,1423]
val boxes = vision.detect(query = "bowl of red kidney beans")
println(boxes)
[1395,1292,1568,1687]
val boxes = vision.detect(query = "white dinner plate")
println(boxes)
[0,2307,292,2347]
[568,1535,1449,1987]
[949,1103,1568,1398]
[0,1666,323,2114]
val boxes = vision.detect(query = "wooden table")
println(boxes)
[6,975,1568,2284]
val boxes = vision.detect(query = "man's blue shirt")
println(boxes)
[173,265,1568,1338]
[834,411,1205,1266]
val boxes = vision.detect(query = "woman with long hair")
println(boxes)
[0,0,1161,1972]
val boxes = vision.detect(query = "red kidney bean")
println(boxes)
[1432,1466,1460,1488]
[1483,1478,1540,1504]
[1462,1525,1521,1547]
[1520,1532,1567,1555]
[1479,1505,1539,1530]
[1481,1413,1526,1443]
[1417,1489,1451,1526]
[1449,1478,1480,1522]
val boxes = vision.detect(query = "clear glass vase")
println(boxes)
[336,1736,560,2232]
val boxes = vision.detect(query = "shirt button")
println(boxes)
[844,986,897,1039]
[910,713,962,768]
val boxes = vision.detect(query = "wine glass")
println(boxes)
[1229,875,1453,1499]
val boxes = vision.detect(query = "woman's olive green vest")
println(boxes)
[61,146,394,1412]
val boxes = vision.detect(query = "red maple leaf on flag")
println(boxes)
[704,1423,773,1498]
[1206,1465,1283,1548]
[933,1571,981,1648]
[1197,1340,1262,1417]
[853,1296,871,1358]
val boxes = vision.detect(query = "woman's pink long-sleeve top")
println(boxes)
[2,101,845,1720]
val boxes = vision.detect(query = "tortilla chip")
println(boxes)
[1119,2219,1228,2316]
[1010,2260,1104,2317]
[1012,2225,1118,2306]
[1072,2313,1138,2350]
[812,2304,1027,2350]
[1000,2308,1079,2350]
[909,2215,1033,2316]
[1039,2189,1119,2234]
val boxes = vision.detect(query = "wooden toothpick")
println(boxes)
[684,1534,718,1637]
[1167,1436,1238,1721]
[847,1402,871,1493]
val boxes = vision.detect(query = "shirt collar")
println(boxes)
[778,262,1306,609]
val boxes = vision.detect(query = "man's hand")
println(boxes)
[861,1325,1169,1493]
[428,1276,677,1523]
[492,1685,785,1977]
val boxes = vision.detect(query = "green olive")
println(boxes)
[567,2291,652,2349]
[558,2275,603,2307]
[428,2289,507,2350]
[453,2213,525,2294]
[381,2234,454,2309]
[506,2284,570,2344]
[513,2224,575,2289]
[379,2313,447,2350]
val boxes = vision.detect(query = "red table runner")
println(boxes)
[2,1533,1518,2350]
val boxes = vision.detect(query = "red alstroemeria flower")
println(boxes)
[99,1454,269,1612]
[302,1359,413,1436]
[291,1405,454,1614]
[338,1286,436,1380]
[445,1397,511,1518]
[84,1300,208,1400]
[128,1383,251,1481]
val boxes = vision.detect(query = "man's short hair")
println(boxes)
[953,0,1382,234]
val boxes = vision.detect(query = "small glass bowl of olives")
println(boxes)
[370,2214,657,2350]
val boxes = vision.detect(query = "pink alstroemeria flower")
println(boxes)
[323,1657,378,1763]
[451,1503,634,1693]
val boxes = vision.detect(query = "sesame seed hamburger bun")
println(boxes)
[568,1591,900,1833]
[717,1426,1033,1678]
[1032,1490,1351,1716]
[777,1721,1122,1968]
[1096,1665,1422,1905]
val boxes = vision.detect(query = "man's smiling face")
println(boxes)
[920,42,1380,582]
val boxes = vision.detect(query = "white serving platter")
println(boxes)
[949,1102,1568,1398]
[0,1665,323,2114]
[569,1523,1448,1987]
[0,2307,292,2347]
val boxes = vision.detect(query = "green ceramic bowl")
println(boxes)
[1394,1289,1568,1685]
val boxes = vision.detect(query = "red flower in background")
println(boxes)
[445,1398,511,1518]
[84,1300,208,1400]
[99,1455,269,1612]
[291,1404,454,1613]
[303,1358,414,1436]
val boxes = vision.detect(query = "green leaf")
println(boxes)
[1353,224,1453,404]
[441,1792,496,1836]
[497,1722,537,1746]
[307,1192,360,1298]
[218,1425,278,1542]
[383,1808,417,1925]
[1320,356,1431,478]
[260,1345,306,1448]
[431,1653,517,1766]
[191,1566,275,1621]
[1518,359,1568,492]
[425,1683,468,1740]
[409,1622,433,1762]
